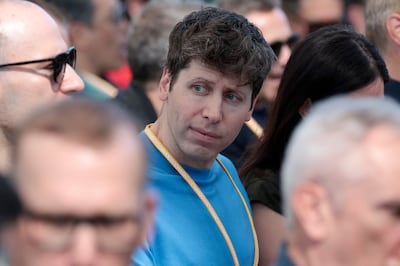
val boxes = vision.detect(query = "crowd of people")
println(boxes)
[1,0,400,266]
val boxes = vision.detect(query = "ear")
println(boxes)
[298,98,312,117]
[139,193,157,245]
[245,94,259,121]
[158,67,171,102]
[291,181,332,241]
[386,13,400,46]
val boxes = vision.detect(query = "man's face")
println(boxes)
[83,0,128,73]
[327,126,400,265]
[0,2,84,130]
[156,60,254,168]
[7,130,148,266]
[296,0,344,38]
[247,7,294,105]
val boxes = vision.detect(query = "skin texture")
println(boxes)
[5,128,155,266]
[0,0,84,171]
[151,60,254,169]
[247,7,293,106]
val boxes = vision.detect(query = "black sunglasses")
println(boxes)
[0,47,76,83]
[270,34,299,57]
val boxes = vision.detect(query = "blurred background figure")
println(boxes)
[240,24,388,265]
[278,96,400,266]
[282,0,344,39]
[115,0,204,130]
[344,0,366,34]
[4,99,156,266]
[219,0,297,169]
[0,0,83,173]
[103,0,140,91]
[365,0,400,102]
[46,0,129,99]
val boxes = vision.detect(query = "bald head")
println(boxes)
[0,0,66,57]
[0,0,83,163]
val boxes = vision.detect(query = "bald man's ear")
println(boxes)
[386,13,400,47]
[291,181,333,241]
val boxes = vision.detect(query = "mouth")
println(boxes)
[190,127,221,142]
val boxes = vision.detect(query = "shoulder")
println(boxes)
[243,168,282,214]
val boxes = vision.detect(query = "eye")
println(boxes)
[224,92,242,103]
[192,84,207,94]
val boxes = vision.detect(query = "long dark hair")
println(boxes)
[240,24,389,178]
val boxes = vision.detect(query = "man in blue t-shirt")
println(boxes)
[132,6,276,266]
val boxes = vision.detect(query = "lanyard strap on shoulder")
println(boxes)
[144,125,259,266]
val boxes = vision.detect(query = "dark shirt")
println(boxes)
[385,79,400,103]
[243,168,282,214]
[271,243,296,266]
[221,107,267,169]
[113,81,157,130]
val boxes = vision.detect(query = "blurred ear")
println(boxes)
[139,193,157,245]
[386,13,400,46]
[298,98,312,117]
[291,181,332,241]
[158,67,171,102]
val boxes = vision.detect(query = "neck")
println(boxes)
[76,56,104,77]
[288,234,346,266]
[144,81,163,116]
[0,130,11,173]
[149,121,215,169]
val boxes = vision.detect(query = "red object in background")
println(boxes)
[104,61,133,90]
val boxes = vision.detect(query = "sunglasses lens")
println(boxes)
[68,48,76,68]
[53,47,76,83]
[53,60,64,83]
[270,43,282,57]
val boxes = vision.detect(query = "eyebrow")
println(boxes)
[190,77,250,90]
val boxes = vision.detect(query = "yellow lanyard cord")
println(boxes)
[245,117,263,139]
[144,125,259,266]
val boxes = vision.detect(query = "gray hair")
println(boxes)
[365,0,400,53]
[282,96,400,227]
[127,0,204,86]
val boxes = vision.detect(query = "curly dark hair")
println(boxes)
[166,7,276,108]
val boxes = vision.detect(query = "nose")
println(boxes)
[278,45,291,66]
[59,64,84,93]
[70,224,98,266]
[202,95,223,123]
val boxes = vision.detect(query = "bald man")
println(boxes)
[0,0,84,172]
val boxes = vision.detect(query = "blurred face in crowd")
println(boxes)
[247,7,296,105]
[79,0,129,74]
[154,60,254,169]
[323,126,400,265]
[0,1,84,130]
[294,0,344,38]
[5,128,153,266]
